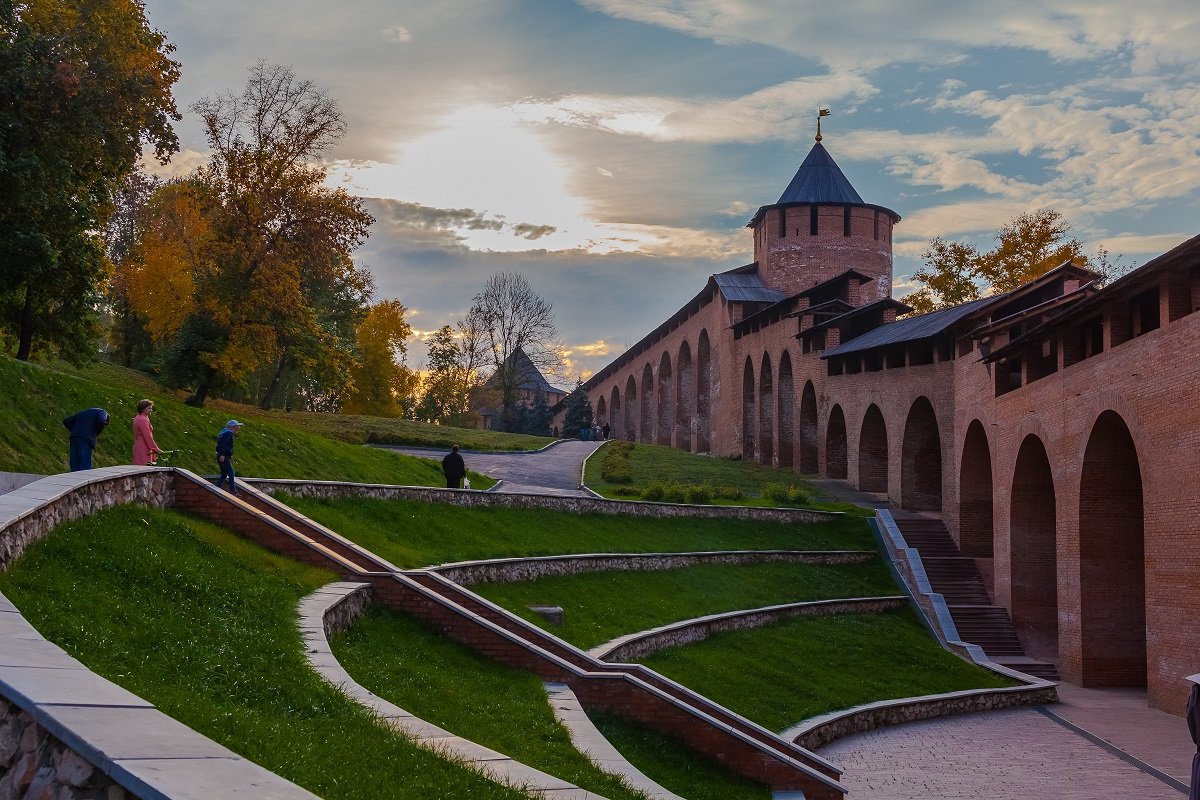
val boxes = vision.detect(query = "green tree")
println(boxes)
[0,0,180,361]
[116,63,374,406]
[562,379,593,439]
[901,209,1121,314]
[416,325,478,426]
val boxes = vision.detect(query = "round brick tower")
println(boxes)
[748,137,900,305]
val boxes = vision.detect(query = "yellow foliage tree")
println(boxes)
[343,299,416,417]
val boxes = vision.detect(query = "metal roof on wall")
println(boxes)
[821,296,996,358]
[712,272,788,303]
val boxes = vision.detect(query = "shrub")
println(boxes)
[762,482,811,505]
[600,441,635,484]
[717,486,743,500]
[639,482,665,501]
[661,482,687,503]
[684,483,713,504]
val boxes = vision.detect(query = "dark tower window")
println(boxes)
[779,206,786,238]
[809,205,818,236]
[873,211,880,240]
[843,206,851,237]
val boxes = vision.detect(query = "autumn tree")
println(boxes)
[901,209,1120,314]
[169,64,372,407]
[416,324,479,426]
[0,0,180,361]
[343,299,416,417]
[465,272,563,432]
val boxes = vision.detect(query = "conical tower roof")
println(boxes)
[776,142,864,205]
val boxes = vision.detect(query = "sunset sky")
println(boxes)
[141,0,1200,382]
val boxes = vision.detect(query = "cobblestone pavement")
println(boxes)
[819,705,1186,799]
[380,440,605,496]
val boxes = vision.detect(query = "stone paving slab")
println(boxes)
[0,471,44,494]
[0,635,89,669]
[39,705,236,761]
[819,706,1185,799]
[0,665,154,708]
[112,756,321,800]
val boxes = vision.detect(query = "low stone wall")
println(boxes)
[789,683,1059,750]
[245,478,842,524]
[433,549,874,586]
[0,467,174,571]
[594,596,908,662]
[0,698,124,800]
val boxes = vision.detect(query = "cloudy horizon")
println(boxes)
[141,0,1200,382]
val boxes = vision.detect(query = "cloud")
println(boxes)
[512,223,558,240]
[382,25,412,43]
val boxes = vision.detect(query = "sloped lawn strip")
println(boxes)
[0,505,524,800]
[331,605,651,800]
[637,608,1017,733]
[282,494,876,568]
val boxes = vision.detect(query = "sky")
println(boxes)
[140,0,1200,383]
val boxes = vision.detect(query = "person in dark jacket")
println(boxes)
[442,444,465,489]
[215,420,244,495]
[1188,673,1199,800]
[63,408,110,471]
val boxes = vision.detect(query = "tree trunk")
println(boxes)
[260,349,288,410]
[15,284,34,361]
[186,366,215,407]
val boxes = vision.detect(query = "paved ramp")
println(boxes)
[379,440,605,497]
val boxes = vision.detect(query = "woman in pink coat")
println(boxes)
[132,399,162,466]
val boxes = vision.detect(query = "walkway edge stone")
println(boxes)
[544,682,684,800]
[298,580,607,800]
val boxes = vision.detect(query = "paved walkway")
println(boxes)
[379,440,605,497]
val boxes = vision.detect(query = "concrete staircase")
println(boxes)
[893,517,1060,681]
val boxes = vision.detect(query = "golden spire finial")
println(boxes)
[816,107,831,142]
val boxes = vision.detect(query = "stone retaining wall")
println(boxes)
[0,468,173,571]
[433,550,873,586]
[0,698,124,800]
[244,478,841,524]
[594,596,908,662]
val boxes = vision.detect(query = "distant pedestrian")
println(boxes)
[131,400,163,466]
[592,425,600,441]
[1188,673,1199,800]
[442,444,465,489]
[579,425,590,441]
[552,425,559,438]
[602,423,611,440]
[215,420,244,496]
[63,407,110,472]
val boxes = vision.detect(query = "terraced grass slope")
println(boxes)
[281,494,875,568]
[0,505,524,800]
[0,356,494,486]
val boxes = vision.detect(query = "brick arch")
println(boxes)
[639,363,654,443]
[858,404,888,493]
[657,352,673,446]
[595,395,607,427]
[799,381,818,473]
[609,387,621,438]
[1079,410,1145,687]
[958,420,993,558]
[901,396,941,511]
[777,352,794,469]
[696,330,711,453]
[623,375,637,440]
[742,357,756,461]
[758,353,774,465]
[1011,434,1058,660]
[826,404,848,479]
[676,341,694,452]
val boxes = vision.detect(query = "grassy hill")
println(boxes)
[0,356,502,485]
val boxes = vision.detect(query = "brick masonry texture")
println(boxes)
[565,144,1200,715]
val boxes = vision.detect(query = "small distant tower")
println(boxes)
[747,112,900,304]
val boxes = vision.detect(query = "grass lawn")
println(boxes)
[0,505,524,800]
[0,355,494,487]
[584,441,866,513]
[66,361,553,452]
[637,608,1016,732]
[280,495,876,568]
[473,561,900,649]
[587,712,772,800]
[333,606,650,800]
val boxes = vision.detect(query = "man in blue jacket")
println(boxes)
[215,420,244,496]
[63,408,110,471]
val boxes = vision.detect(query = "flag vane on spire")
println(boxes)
[816,107,831,142]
